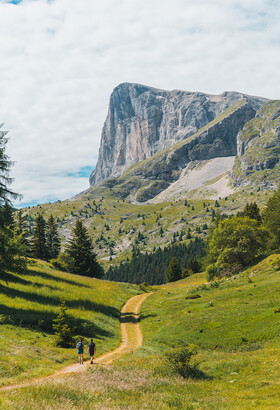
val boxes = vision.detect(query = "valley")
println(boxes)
[1,256,280,408]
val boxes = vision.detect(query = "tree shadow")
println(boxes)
[185,365,213,380]
[140,314,157,321]
[0,303,113,338]
[25,268,91,289]
[0,284,120,318]
[0,271,37,287]
[120,312,140,324]
[119,312,157,324]
[1,271,59,291]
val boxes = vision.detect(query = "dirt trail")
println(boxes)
[0,292,152,392]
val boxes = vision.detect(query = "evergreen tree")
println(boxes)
[52,300,74,348]
[0,128,26,279]
[0,125,19,205]
[243,202,262,224]
[263,188,280,251]
[66,219,103,278]
[165,256,182,283]
[0,204,26,279]
[46,214,60,260]
[1,202,14,227]
[31,214,48,260]
[14,209,30,254]
[187,258,201,273]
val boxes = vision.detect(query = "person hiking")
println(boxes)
[88,338,96,364]
[76,338,84,364]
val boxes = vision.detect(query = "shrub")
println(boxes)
[138,282,151,292]
[166,344,198,378]
[206,264,219,281]
[51,252,75,273]
[185,294,201,300]
[270,256,280,271]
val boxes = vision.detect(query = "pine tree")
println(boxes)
[66,219,103,278]
[14,209,30,254]
[1,202,14,227]
[46,214,60,260]
[52,300,74,348]
[0,204,26,279]
[0,125,19,205]
[243,202,262,224]
[31,214,48,260]
[0,128,26,279]
[165,256,182,283]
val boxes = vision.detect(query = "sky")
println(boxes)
[0,0,279,207]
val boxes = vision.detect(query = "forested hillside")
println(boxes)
[106,237,206,284]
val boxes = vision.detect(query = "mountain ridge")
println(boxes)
[90,82,267,186]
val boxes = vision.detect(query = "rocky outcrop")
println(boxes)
[130,101,256,183]
[90,83,267,186]
[233,100,280,186]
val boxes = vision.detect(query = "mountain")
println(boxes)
[90,83,267,186]
[22,84,280,272]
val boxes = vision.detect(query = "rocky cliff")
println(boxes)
[232,100,280,187]
[90,83,267,186]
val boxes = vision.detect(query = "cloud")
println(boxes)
[0,0,279,206]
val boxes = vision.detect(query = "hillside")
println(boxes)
[23,178,273,275]
[20,86,280,283]
[1,256,280,408]
[0,259,138,387]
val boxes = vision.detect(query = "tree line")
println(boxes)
[105,238,206,285]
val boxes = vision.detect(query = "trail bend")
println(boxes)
[0,292,152,392]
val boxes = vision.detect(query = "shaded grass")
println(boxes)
[0,259,138,386]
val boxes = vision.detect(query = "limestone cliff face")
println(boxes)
[90,83,266,186]
[232,100,280,187]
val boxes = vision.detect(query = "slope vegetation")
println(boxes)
[1,256,280,408]
[0,259,138,387]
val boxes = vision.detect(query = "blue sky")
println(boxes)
[0,0,279,207]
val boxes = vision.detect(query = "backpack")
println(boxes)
[78,341,83,349]
[89,342,95,351]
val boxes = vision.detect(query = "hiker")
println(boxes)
[88,338,96,364]
[76,338,84,364]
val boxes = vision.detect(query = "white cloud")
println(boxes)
[0,0,279,205]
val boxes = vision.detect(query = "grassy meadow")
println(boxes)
[24,185,273,270]
[0,259,138,386]
[1,255,280,408]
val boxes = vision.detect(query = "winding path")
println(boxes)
[0,292,152,392]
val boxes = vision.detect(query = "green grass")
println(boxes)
[2,256,280,408]
[0,259,138,386]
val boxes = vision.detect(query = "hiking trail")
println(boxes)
[0,292,152,392]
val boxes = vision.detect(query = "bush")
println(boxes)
[138,282,151,292]
[185,294,201,300]
[166,344,198,378]
[208,216,267,274]
[206,264,219,281]
[270,256,280,271]
[51,252,75,273]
